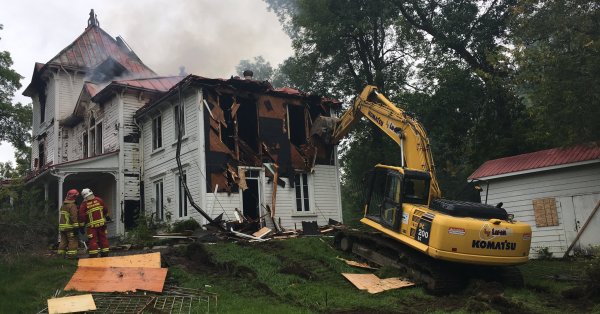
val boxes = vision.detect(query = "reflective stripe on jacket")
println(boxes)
[81,198,106,228]
[59,200,79,231]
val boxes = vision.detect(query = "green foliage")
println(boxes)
[512,0,600,147]
[171,218,201,233]
[535,247,554,260]
[122,214,169,247]
[235,56,275,82]
[0,24,31,170]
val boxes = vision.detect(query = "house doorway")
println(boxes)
[241,168,261,230]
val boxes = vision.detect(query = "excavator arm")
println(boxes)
[321,85,441,199]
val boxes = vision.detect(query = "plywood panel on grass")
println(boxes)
[342,273,414,294]
[64,266,168,293]
[47,294,96,314]
[77,252,161,268]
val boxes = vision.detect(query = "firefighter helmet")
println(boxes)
[81,188,94,199]
[66,189,79,200]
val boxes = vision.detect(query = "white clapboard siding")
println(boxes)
[480,163,600,258]
[57,71,85,120]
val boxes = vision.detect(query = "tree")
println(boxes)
[512,0,600,147]
[235,56,275,82]
[0,24,30,175]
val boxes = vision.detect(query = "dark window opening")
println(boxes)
[178,171,188,217]
[95,122,103,155]
[152,115,162,150]
[90,128,96,157]
[82,132,88,158]
[288,104,307,146]
[402,175,430,205]
[38,142,45,168]
[219,95,235,151]
[237,98,258,151]
[307,102,330,120]
[37,83,47,123]
[154,180,164,220]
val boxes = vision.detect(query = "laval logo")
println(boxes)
[479,224,511,240]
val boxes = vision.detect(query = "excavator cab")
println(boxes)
[364,165,431,231]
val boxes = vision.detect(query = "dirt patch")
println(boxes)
[279,261,315,280]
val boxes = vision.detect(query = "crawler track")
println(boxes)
[334,229,523,295]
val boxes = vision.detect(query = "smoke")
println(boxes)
[102,0,293,78]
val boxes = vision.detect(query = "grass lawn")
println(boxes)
[1,237,599,313]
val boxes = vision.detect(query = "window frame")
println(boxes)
[173,104,186,140]
[294,173,313,213]
[152,115,163,151]
[154,179,164,221]
[178,170,188,218]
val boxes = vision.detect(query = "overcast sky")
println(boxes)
[0,0,293,164]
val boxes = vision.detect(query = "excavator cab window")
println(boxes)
[365,169,403,230]
[402,170,430,205]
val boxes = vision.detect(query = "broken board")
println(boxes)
[47,294,96,314]
[65,266,168,293]
[78,252,161,268]
[342,273,414,294]
[252,227,272,238]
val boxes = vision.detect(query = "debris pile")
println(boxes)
[40,252,217,314]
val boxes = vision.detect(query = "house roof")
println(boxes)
[24,24,155,96]
[46,25,154,75]
[468,142,600,180]
[134,74,342,119]
[91,76,184,103]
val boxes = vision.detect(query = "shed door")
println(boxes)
[561,193,600,250]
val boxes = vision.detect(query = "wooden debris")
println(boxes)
[342,273,414,294]
[65,266,168,293]
[47,294,96,314]
[78,252,161,268]
[230,228,269,242]
[252,227,273,239]
[336,257,378,270]
[320,227,335,234]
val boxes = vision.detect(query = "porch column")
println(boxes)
[57,176,64,242]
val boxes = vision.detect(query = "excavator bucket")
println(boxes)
[310,116,339,145]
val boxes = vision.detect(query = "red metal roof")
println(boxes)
[112,76,184,92]
[469,142,600,180]
[83,82,100,98]
[46,25,154,76]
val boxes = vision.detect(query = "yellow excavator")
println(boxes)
[312,85,532,294]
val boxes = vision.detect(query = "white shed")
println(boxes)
[468,142,600,258]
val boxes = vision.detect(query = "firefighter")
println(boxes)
[79,188,111,257]
[57,189,81,259]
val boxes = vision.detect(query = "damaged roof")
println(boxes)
[134,74,342,119]
[91,76,185,103]
[24,24,155,96]
[469,141,600,180]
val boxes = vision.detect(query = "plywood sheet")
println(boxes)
[252,227,272,238]
[342,273,414,294]
[336,257,378,270]
[65,266,168,293]
[47,294,96,314]
[78,252,161,268]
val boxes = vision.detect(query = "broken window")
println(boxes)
[173,105,185,139]
[89,128,96,157]
[152,115,162,150]
[95,122,103,155]
[219,95,235,151]
[287,104,307,146]
[82,132,88,158]
[154,180,164,220]
[178,171,188,218]
[295,173,310,212]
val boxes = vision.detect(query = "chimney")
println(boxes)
[243,70,253,80]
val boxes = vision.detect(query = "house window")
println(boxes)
[38,142,45,168]
[82,132,88,158]
[532,198,559,227]
[152,115,162,150]
[95,122,103,155]
[178,171,188,217]
[174,105,185,139]
[295,173,310,212]
[40,100,46,123]
[154,180,164,220]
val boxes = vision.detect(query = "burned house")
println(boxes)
[135,76,343,230]
[23,11,342,235]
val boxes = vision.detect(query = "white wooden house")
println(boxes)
[134,76,344,231]
[23,11,343,235]
[468,142,600,258]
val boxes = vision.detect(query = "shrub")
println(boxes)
[172,218,201,233]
